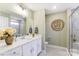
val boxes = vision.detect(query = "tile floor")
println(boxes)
[39,45,69,56]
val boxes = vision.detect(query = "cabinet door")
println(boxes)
[31,40,37,56]
[22,40,37,56]
[22,43,32,56]
[37,37,42,54]
[1,47,22,56]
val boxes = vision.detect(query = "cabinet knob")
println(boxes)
[30,48,34,53]
[13,51,16,54]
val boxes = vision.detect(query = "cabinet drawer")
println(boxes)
[1,47,22,56]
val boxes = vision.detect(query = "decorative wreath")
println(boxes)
[51,19,64,31]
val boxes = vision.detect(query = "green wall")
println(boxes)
[46,11,67,47]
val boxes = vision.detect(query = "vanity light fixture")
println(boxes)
[14,4,28,17]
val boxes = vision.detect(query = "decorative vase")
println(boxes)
[5,36,14,45]
[29,27,32,34]
[35,27,38,34]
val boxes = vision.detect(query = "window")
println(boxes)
[0,15,9,29]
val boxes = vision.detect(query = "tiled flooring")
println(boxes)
[40,45,69,56]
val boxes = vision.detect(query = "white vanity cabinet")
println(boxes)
[0,35,42,56]
[22,42,32,56]
[1,46,22,56]
[22,35,42,56]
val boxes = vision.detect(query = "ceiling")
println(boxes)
[0,3,79,16]
[24,3,79,15]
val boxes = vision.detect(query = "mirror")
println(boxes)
[0,3,27,37]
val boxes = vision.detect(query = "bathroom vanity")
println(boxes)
[0,35,42,56]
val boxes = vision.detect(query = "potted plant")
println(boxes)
[0,27,16,45]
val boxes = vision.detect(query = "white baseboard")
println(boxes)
[47,44,67,50]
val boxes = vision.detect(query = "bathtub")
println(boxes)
[72,42,79,56]
[73,42,79,50]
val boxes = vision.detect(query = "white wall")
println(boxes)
[34,9,45,49]
[25,9,34,34]
[46,12,67,47]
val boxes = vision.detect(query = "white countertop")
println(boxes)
[0,34,41,54]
